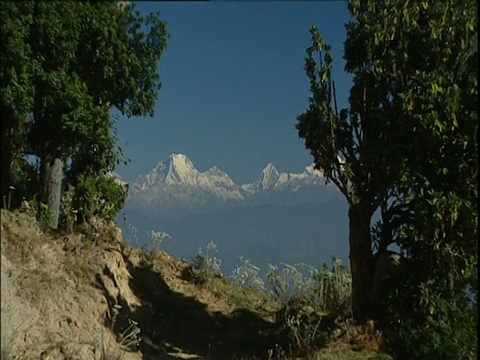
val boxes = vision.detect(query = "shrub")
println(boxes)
[145,230,171,251]
[230,256,266,292]
[38,202,55,230]
[266,262,313,306]
[184,241,223,284]
[309,259,352,317]
[384,276,477,359]
[65,174,128,225]
[264,259,352,356]
[265,259,351,317]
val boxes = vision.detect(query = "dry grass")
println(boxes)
[1,209,393,360]
[1,210,140,360]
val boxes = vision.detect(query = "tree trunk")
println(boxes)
[42,154,63,229]
[348,203,374,322]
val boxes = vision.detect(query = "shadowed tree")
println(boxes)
[297,0,477,326]
[297,26,406,323]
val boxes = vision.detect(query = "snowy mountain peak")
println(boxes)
[258,163,280,189]
[166,153,200,185]
[263,163,278,176]
[169,152,192,166]
[134,153,199,189]
[130,154,245,216]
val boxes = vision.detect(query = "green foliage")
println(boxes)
[310,260,352,317]
[68,174,128,223]
[0,2,35,113]
[1,1,168,227]
[297,24,404,207]
[266,262,314,307]
[227,248,353,354]
[10,158,41,203]
[284,309,328,356]
[298,0,477,332]
[297,0,417,321]
[37,202,54,231]
[384,277,477,359]
[341,0,477,357]
[0,2,36,200]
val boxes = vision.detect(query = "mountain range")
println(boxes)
[117,153,349,273]
[127,153,341,218]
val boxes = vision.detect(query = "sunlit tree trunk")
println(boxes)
[42,153,63,229]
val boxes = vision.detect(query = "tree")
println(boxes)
[1,1,168,228]
[296,24,405,323]
[365,1,477,356]
[297,0,477,326]
[0,2,35,207]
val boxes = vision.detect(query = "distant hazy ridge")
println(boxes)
[117,153,349,273]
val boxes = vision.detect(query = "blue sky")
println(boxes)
[115,1,353,184]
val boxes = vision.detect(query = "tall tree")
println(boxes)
[366,0,478,356]
[2,1,168,228]
[0,2,35,206]
[297,0,477,324]
[297,27,406,323]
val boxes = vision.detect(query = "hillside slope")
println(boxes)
[1,209,391,360]
[0,209,282,359]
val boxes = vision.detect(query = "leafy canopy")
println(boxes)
[1,1,168,223]
[297,0,477,354]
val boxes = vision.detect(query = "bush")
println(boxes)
[62,174,128,227]
[310,259,352,317]
[183,241,223,284]
[230,256,266,292]
[265,259,351,317]
[384,277,477,359]
[264,259,352,356]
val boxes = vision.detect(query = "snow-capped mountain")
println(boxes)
[135,153,239,191]
[118,153,349,273]
[126,153,339,219]
[253,163,281,190]
[242,163,329,193]
[129,153,245,217]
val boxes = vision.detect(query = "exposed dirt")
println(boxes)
[0,209,284,360]
[1,209,391,360]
